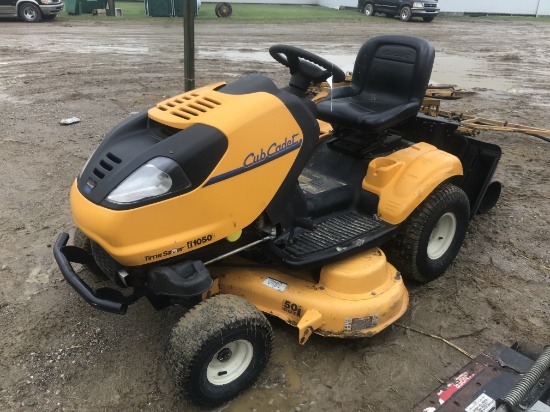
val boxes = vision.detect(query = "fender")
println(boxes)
[362,142,463,225]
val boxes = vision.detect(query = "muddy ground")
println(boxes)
[1,15,549,412]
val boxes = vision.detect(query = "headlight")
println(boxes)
[107,157,191,204]
[40,0,57,4]
[412,2,424,7]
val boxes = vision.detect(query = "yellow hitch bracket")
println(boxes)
[297,309,324,345]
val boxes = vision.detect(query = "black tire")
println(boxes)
[73,229,106,277]
[74,228,92,254]
[384,182,470,283]
[19,2,42,22]
[166,294,273,407]
[399,6,412,22]
[215,2,232,18]
[363,3,374,16]
[423,16,435,22]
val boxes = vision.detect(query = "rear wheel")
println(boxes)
[363,3,374,16]
[384,182,470,283]
[20,2,42,22]
[399,6,412,22]
[166,294,273,407]
[423,16,435,22]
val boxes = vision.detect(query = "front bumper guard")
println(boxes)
[53,233,140,315]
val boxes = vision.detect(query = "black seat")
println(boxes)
[317,35,435,133]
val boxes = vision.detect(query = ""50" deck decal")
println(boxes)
[282,300,302,317]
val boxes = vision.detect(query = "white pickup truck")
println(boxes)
[0,0,64,22]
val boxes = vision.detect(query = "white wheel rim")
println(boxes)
[427,212,457,260]
[206,339,253,385]
[24,7,36,19]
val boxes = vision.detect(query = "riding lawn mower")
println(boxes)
[54,35,502,407]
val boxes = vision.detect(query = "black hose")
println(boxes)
[496,345,550,412]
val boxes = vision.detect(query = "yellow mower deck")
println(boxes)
[211,248,408,344]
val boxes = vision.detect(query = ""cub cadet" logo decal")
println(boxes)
[243,133,301,168]
[205,132,302,186]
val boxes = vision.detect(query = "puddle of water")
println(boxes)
[273,345,302,393]
[226,387,315,412]
[77,44,149,55]
[431,53,515,92]
[219,344,306,411]
[199,49,272,63]
[16,37,150,56]
[200,48,517,92]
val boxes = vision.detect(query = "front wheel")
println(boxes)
[363,3,374,16]
[384,182,470,283]
[166,294,273,407]
[399,6,412,22]
[20,2,42,22]
[73,229,106,278]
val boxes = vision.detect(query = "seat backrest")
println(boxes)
[351,35,435,106]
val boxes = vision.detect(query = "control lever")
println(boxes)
[287,217,318,246]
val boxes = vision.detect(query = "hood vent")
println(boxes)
[148,82,226,129]
[157,93,222,120]
[91,152,122,180]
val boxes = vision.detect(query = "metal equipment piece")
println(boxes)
[412,342,550,412]
[437,111,550,143]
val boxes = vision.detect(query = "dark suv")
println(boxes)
[358,0,439,22]
[0,0,64,22]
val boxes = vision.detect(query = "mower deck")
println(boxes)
[213,247,408,345]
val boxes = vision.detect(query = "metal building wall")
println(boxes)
[319,0,356,8]
[202,0,317,4]
[535,0,550,15]
[439,0,538,15]
[202,0,550,15]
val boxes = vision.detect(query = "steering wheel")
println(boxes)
[269,44,346,91]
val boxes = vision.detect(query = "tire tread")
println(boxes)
[384,183,469,283]
[166,294,273,407]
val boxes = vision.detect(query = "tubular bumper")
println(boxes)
[53,233,136,315]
